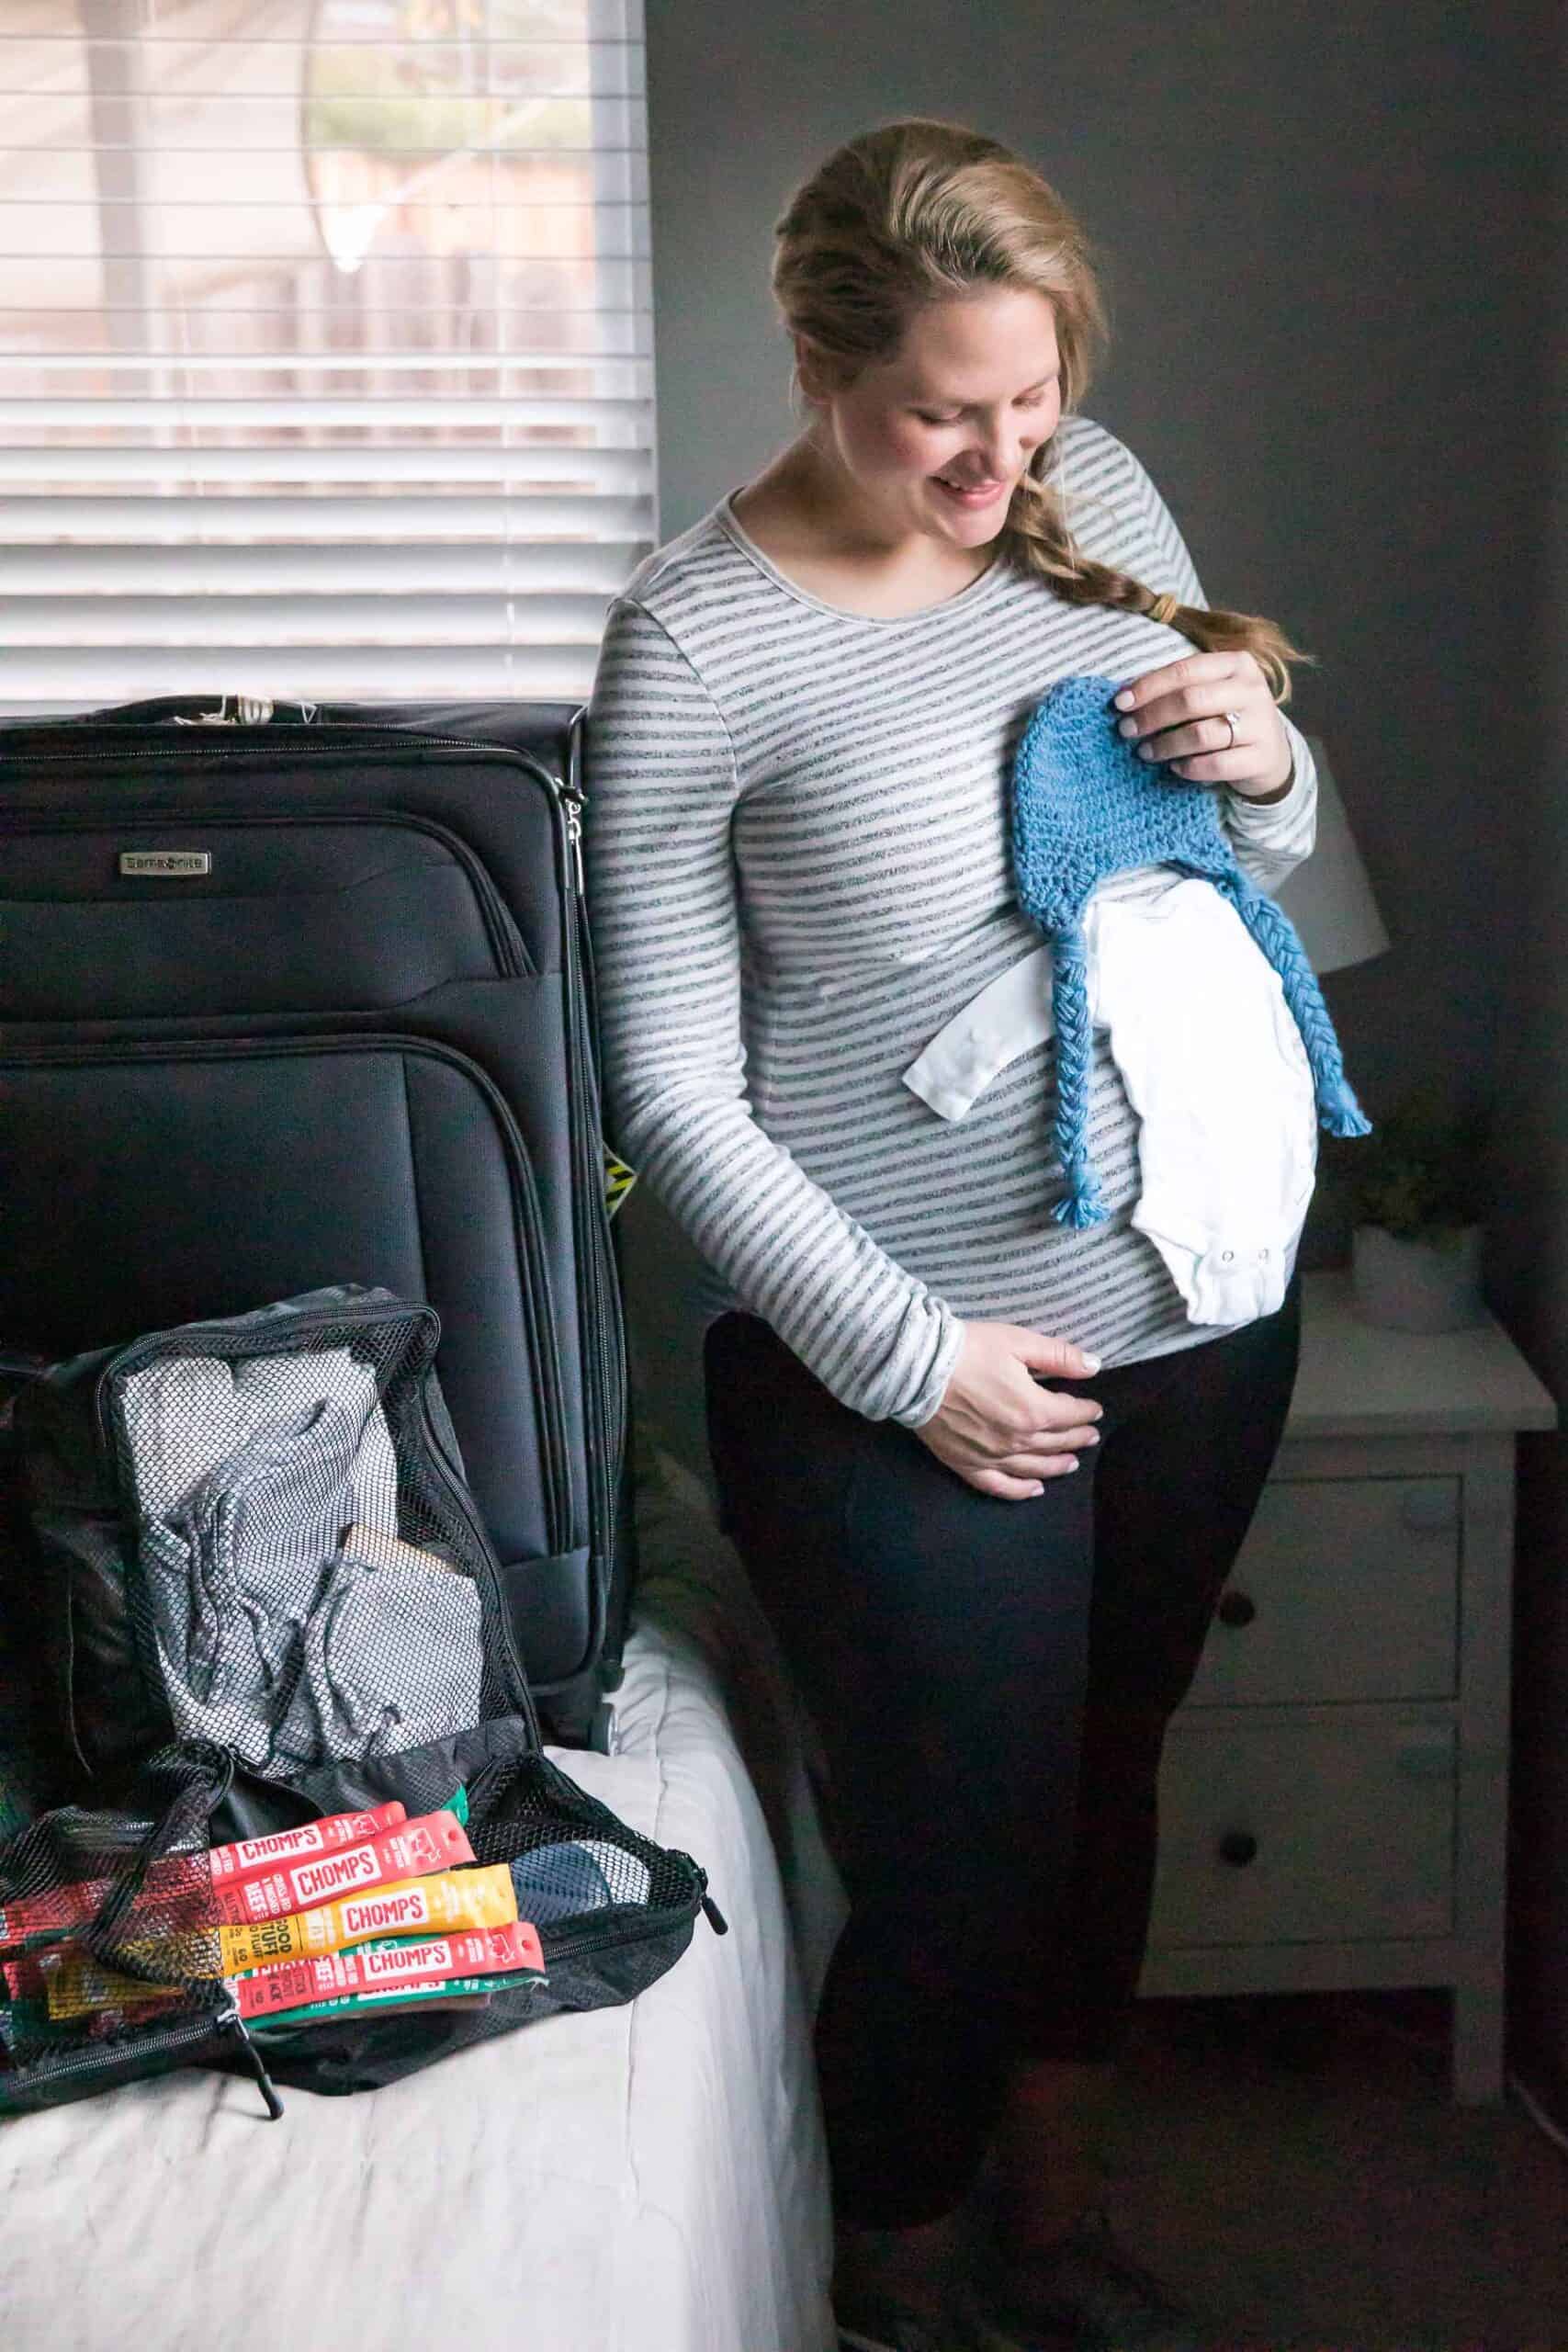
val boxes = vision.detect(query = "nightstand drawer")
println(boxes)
[1149,1718,1456,1947]
[1183,1477,1460,1707]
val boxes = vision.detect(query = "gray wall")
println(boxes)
[1488,9,1568,2098]
[624,2,1567,2076]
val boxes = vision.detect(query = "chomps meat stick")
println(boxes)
[232,1920,544,2019]
[212,1812,475,1928]
[217,1863,516,1972]
[207,1803,408,1886]
[38,1865,525,2021]
[46,1862,517,1994]
[0,1804,409,1953]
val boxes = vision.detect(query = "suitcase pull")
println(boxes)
[562,783,585,894]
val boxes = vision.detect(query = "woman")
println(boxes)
[585,117,1319,2352]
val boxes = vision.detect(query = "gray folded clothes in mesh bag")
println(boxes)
[121,1349,482,1773]
[269,1531,484,1772]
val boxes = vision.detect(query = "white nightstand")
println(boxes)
[1139,1268,1557,2101]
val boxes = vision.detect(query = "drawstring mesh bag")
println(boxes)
[1,1286,719,2114]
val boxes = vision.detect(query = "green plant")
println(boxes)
[1325,1080,1488,1244]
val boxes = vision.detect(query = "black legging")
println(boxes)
[704,1270,1302,2230]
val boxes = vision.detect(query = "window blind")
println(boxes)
[0,0,657,714]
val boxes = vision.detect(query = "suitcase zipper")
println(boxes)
[5,1988,285,2120]
[429,1047,574,1561]
[539,1859,727,1969]
[561,927,622,1653]
[558,714,626,1669]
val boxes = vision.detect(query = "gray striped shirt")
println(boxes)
[582,413,1318,1426]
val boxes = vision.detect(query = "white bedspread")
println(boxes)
[0,1445,843,2352]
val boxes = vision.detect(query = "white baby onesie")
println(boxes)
[903,876,1320,1325]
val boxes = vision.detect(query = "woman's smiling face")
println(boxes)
[799,285,1062,548]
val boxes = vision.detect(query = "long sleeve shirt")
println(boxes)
[582,413,1318,1427]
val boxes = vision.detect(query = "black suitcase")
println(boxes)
[0,694,631,1746]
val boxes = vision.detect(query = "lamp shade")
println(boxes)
[1273,735,1391,974]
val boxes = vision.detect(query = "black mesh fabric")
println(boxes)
[249,1733,710,2098]
[0,1745,254,2117]
[0,1726,713,2109]
[468,1747,698,1914]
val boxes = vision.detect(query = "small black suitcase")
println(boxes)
[0,694,631,1746]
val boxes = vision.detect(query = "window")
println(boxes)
[0,0,655,712]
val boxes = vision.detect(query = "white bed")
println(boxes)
[0,1445,844,2352]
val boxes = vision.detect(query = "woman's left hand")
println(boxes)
[1112,650,1293,801]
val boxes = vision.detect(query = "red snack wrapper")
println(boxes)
[207,1802,408,1887]
[232,1920,544,2019]
[0,1805,411,1954]
[3,1953,48,2005]
[0,1850,212,1954]
[212,1812,474,1927]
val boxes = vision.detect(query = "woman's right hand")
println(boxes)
[912,1320,1104,1499]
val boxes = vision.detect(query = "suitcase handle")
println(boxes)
[168,695,319,728]
[65,694,321,729]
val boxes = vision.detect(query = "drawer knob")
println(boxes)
[1217,1830,1258,1869]
[1217,1589,1257,1628]
[1400,1487,1459,1533]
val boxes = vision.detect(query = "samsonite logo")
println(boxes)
[361,1939,454,1984]
[118,850,211,876]
[340,1889,431,1938]
[291,1845,380,1905]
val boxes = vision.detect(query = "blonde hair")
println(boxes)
[771,117,1312,705]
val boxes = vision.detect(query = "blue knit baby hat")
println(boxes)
[1010,672,1371,1229]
